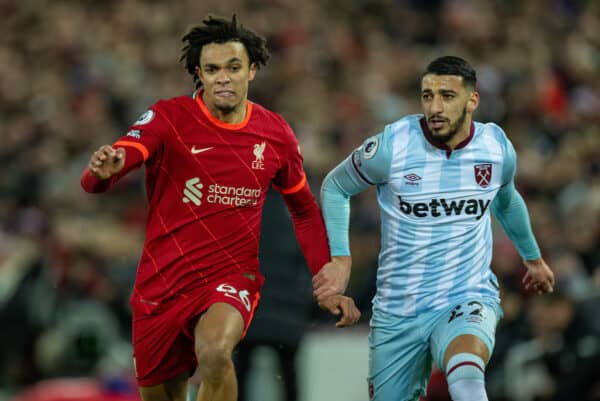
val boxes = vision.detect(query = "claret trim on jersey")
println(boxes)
[419,117,475,159]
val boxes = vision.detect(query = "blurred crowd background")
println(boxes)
[1,0,599,400]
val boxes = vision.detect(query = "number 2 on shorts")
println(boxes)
[216,283,251,311]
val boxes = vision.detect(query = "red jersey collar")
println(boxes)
[194,90,253,130]
[419,117,475,158]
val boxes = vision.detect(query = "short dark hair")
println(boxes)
[180,14,270,88]
[423,56,477,89]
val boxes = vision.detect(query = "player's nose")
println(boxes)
[430,96,444,113]
[216,69,231,83]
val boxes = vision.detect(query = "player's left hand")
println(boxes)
[522,258,555,294]
[318,294,361,328]
[313,256,351,302]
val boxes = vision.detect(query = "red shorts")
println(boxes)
[131,273,263,387]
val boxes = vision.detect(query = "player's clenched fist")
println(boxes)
[88,145,125,180]
[319,294,361,328]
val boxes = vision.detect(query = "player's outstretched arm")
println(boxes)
[81,143,146,193]
[318,294,361,328]
[316,133,391,302]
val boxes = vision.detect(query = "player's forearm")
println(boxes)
[80,167,118,193]
[320,160,369,256]
[492,182,541,260]
[332,255,352,269]
[282,184,331,275]
[321,180,351,256]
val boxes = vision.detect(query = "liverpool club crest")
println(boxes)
[252,142,266,170]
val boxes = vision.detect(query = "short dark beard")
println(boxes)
[431,106,467,146]
[215,103,236,114]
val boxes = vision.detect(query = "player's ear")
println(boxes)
[467,90,480,113]
[248,62,257,82]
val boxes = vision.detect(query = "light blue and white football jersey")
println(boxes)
[321,114,540,317]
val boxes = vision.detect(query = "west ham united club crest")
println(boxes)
[474,163,492,188]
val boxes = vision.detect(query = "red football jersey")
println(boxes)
[83,92,320,313]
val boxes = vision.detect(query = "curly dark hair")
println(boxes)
[180,14,270,88]
[424,56,477,89]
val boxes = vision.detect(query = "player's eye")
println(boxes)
[230,65,241,72]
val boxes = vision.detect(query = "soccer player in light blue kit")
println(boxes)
[313,56,555,401]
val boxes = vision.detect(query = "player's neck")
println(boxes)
[445,119,472,149]
[204,98,247,125]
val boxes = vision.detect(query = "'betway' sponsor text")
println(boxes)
[399,196,491,220]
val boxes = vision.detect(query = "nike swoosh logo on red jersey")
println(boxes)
[191,146,214,154]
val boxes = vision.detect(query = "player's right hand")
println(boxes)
[318,294,361,328]
[88,145,125,180]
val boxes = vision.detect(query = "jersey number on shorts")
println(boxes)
[448,301,484,323]
[216,283,252,312]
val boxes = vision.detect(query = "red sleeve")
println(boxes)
[271,118,305,193]
[80,146,145,193]
[270,115,329,274]
[281,182,331,275]
[80,107,165,193]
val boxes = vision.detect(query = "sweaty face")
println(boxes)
[421,74,477,146]
[197,41,256,120]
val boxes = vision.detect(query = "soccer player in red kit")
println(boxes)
[81,15,360,401]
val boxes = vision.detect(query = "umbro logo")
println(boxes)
[191,146,214,154]
[404,173,422,186]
